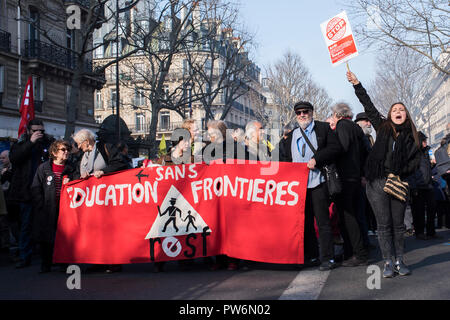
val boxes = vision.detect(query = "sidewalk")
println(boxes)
[319,228,450,300]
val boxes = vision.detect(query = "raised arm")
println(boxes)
[347,71,384,131]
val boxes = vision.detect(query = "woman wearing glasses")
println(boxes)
[31,140,75,273]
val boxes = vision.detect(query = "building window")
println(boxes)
[0,65,4,94]
[183,59,190,75]
[204,59,212,74]
[108,68,116,81]
[134,89,146,106]
[159,37,170,52]
[110,89,117,109]
[94,43,104,59]
[33,76,44,101]
[163,85,169,99]
[32,75,44,112]
[29,7,40,42]
[95,115,102,124]
[135,113,145,132]
[160,111,170,130]
[183,85,192,104]
[218,89,224,104]
[0,65,4,107]
[95,90,103,110]
[111,42,118,56]
[135,63,145,80]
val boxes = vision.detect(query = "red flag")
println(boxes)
[18,76,35,138]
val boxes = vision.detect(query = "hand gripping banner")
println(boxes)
[54,161,308,265]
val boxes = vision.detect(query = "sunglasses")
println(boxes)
[295,109,310,116]
[31,129,45,133]
[58,148,69,152]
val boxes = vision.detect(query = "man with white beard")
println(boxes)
[278,101,342,271]
[355,112,374,148]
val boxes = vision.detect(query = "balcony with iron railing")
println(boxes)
[24,39,76,70]
[0,29,11,53]
[24,39,105,81]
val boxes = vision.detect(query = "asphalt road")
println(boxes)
[1,229,449,302]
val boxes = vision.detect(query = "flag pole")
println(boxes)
[17,5,22,109]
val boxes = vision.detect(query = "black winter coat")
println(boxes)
[335,118,368,181]
[8,134,54,203]
[353,83,421,180]
[96,141,130,174]
[31,160,75,243]
[277,121,342,169]
[407,147,433,190]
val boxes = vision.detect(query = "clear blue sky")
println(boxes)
[240,0,377,116]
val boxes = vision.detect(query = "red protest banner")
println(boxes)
[53,161,308,265]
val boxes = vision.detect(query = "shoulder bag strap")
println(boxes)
[298,126,317,155]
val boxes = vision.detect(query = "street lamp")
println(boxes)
[115,0,121,142]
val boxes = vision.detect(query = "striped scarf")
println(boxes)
[52,162,65,201]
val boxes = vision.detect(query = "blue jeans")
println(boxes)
[366,178,406,260]
[18,203,33,262]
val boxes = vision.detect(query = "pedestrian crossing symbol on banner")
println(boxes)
[145,185,211,239]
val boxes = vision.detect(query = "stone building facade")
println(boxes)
[93,0,263,141]
[0,0,102,139]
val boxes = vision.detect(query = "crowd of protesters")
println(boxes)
[0,71,449,277]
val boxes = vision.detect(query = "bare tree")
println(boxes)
[182,0,257,122]
[118,0,203,156]
[265,51,333,129]
[19,0,151,139]
[247,86,268,127]
[115,0,257,156]
[344,0,450,75]
[367,46,429,123]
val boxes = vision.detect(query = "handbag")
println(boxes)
[383,173,409,202]
[298,126,342,197]
[322,163,342,196]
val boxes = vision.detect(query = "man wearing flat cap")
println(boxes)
[277,101,342,271]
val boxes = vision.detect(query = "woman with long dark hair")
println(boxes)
[347,71,421,278]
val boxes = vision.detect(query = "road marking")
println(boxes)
[278,269,330,300]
